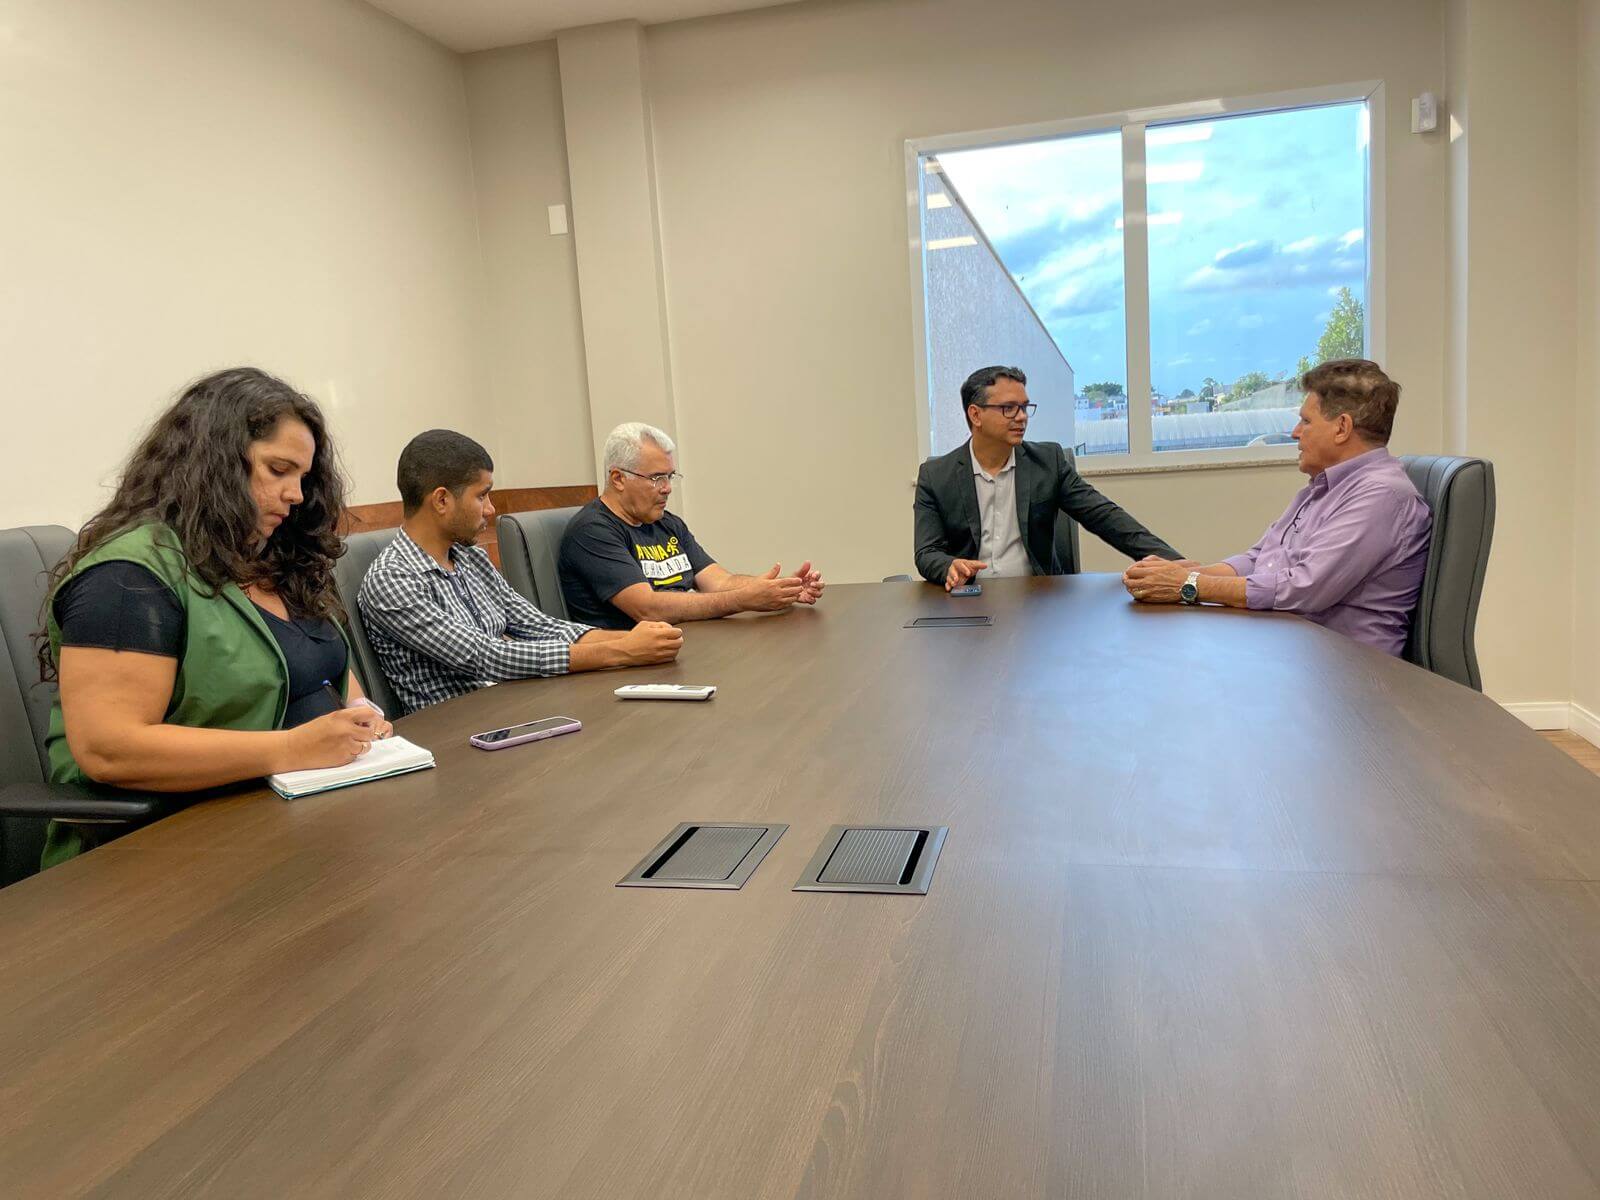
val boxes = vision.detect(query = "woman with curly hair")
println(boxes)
[38,367,392,867]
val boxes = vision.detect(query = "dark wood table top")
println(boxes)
[5,575,1600,1199]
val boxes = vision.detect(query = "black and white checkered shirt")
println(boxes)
[357,529,593,715]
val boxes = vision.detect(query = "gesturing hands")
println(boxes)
[743,564,806,612]
[743,563,826,612]
[794,560,825,605]
[945,558,988,592]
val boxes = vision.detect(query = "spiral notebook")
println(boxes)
[267,736,435,799]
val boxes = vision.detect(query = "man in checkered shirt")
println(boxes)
[358,430,683,716]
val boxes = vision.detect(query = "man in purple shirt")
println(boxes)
[1121,359,1431,656]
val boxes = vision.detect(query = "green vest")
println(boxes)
[42,523,347,867]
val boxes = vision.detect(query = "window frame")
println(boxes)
[904,80,1386,476]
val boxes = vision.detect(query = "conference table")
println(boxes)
[5,574,1600,1199]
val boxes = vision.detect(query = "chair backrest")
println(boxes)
[1398,454,1496,691]
[0,526,75,884]
[497,507,582,621]
[333,529,402,717]
[1053,448,1083,575]
[0,526,75,783]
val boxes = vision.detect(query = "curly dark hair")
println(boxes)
[38,367,349,680]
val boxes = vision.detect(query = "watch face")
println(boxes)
[1181,583,1198,602]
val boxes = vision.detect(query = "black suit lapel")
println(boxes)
[952,443,982,554]
[1014,443,1044,572]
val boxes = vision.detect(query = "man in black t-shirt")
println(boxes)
[559,422,825,631]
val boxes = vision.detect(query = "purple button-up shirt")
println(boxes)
[1223,448,1431,655]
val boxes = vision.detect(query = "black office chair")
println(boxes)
[1399,455,1496,692]
[333,528,402,718]
[0,526,156,887]
[497,507,582,620]
[1054,448,1085,574]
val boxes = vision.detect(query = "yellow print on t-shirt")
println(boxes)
[636,536,690,587]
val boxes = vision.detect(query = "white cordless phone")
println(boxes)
[613,684,717,701]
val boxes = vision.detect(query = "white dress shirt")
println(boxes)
[970,445,1031,577]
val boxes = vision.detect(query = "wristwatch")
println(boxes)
[1179,570,1201,606]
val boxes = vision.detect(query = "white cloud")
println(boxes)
[1147,159,1205,185]
[1187,318,1213,336]
[1040,272,1124,317]
[1283,236,1321,254]
[1025,235,1122,287]
[1182,237,1366,294]
[1339,228,1365,249]
[1168,353,1195,366]
[1212,240,1274,268]
[936,136,1122,243]
[1147,123,1215,147]
[1238,315,1265,329]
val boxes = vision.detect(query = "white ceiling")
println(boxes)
[368,0,807,53]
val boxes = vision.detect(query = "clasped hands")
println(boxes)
[1122,556,1200,605]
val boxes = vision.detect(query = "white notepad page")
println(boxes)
[267,735,435,799]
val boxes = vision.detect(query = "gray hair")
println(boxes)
[603,421,677,477]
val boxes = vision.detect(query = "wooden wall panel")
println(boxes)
[341,485,597,567]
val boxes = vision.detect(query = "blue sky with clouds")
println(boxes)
[938,101,1368,398]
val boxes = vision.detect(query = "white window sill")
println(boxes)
[1077,447,1302,478]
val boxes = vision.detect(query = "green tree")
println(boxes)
[1316,287,1365,362]
[1229,371,1272,402]
[1176,388,1196,399]
[1295,355,1313,378]
[1082,381,1125,400]
[1199,377,1220,402]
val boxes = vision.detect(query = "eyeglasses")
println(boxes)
[619,468,683,490]
[972,402,1037,419]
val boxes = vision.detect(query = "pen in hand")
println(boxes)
[321,680,389,736]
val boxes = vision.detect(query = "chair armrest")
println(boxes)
[0,781,158,822]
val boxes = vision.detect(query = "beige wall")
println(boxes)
[1445,0,1579,707]
[556,21,681,485]
[1575,0,1600,718]
[639,0,1448,587]
[462,41,594,488]
[0,0,488,523]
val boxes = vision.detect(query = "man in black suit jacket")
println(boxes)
[914,365,1181,589]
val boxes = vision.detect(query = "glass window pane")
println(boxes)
[1145,102,1368,452]
[924,131,1127,456]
